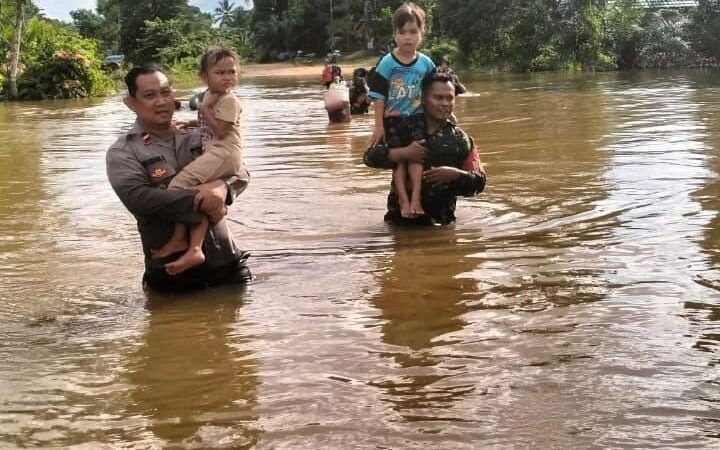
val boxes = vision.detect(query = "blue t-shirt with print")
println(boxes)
[368,52,435,118]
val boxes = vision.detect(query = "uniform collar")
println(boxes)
[427,117,454,136]
[127,119,179,145]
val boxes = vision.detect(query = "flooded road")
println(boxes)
[1,70,719,448]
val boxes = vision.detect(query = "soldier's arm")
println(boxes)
[454,135,486,197]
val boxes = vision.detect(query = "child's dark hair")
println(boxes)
[124,64,166,97]
[391,2,426,32]
[199,46,240,75]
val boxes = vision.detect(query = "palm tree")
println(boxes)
[214,0,237,28]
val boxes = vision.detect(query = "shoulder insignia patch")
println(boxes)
[151,167,167,179]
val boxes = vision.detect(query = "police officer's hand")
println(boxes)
[423,166,462,185]
[194,180,227,218]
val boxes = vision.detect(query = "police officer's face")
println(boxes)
[124,72,174,128]
[423,81,455,122]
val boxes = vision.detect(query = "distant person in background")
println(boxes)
[350,67,370,115]
[322,63,334,88]
[322,64,343,89]
[325,69,351,123]
[437,55,467,95]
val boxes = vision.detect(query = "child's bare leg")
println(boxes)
[165,216,208,275]
[151,222,188,258]
[393,163,413,218]
[408,161,425,216]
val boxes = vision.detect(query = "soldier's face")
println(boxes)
[124,72,174,128]
[423,81,455,122]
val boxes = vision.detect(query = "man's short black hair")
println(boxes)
[421,70,455,96]
[124,64,166,97]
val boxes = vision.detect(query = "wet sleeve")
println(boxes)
[454,135,487,197]
[363,142,395,169]
[106,147,203,224]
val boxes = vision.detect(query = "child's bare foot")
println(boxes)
[410,197,425,217]
[151,239,188,259]
[399,199,414,218]
[165,246,205,275]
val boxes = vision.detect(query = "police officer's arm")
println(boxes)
[107,148,203,224]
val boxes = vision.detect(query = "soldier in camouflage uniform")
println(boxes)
[106,65,251,291]
[364,71,486,225]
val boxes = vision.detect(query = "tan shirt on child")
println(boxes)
[169,92,243,189]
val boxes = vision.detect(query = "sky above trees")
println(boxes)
[35,0,227,22]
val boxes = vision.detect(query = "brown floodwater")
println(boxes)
[1,69,719,449]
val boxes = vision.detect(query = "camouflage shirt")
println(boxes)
[363,116,486,225]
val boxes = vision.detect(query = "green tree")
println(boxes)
[69,8,120,52]
[7,0,30,99]
[570,0,615,70]
[602,0,643,69]
[214,0,237,27]
[106,0,189,63]
[435,0,516,67]
[690,0,720,60]
[15,17,113,99]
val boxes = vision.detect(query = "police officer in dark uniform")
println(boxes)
[364,71,486,225]
[107,65,251,291]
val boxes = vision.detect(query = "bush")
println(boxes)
[9,18,113,99]
[530,45,564,71]
[423,38,461,66]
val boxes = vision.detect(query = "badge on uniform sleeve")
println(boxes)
[151,167,167,179]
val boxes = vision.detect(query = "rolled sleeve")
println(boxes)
[455,140,486,197]
[368,72,389,101]
[455,170,486,197]
[363,142,395,169]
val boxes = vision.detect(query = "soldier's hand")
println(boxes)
[404,140,427,163]
[423,166,462,185]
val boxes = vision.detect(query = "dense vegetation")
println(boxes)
[0,1,113,99]
[68,0,720,71]
[2,0,720,99]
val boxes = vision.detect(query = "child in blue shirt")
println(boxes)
[369,2,435,218]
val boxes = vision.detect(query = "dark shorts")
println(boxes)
[143,252,252,292]
[384,114,425,148]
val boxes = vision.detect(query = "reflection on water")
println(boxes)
[127,290,260,448]
[1,70,719,448]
